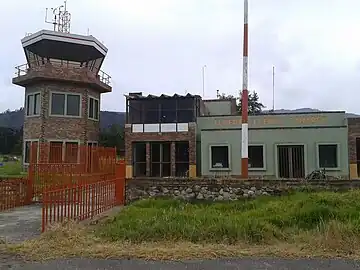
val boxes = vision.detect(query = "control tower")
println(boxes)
[12,1,111,164]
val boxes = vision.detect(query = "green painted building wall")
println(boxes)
[196,112,349,178]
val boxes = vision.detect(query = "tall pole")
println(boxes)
[241,0,249,179]
[202,65,206,98]
[272,66,275,111]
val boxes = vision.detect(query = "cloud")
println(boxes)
[1,0,360,114]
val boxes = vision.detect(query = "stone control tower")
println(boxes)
[12,1,111,164]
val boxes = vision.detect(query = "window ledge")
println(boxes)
[209,168,231,172]
[49,114,82,118]
[319,167,341,171]
[249,167,266,171]
[25,115,41,118]
[88,117,99,121]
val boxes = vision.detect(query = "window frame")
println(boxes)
[49,91,82,118]
[209,144,231,171]
[88,96,100,121]
[47,139,81,163]
[248,144,266,171]
[316,143,340,170]
[25,92,41,117]
[23,139,40,165]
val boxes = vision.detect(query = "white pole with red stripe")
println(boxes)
[241,0,249,179]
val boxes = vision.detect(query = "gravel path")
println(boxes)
[0,205,41,244]
[2,257,360,269]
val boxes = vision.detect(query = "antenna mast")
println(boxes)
[272,66,275,111]
[45,0,71,33]
[241,0,249,179]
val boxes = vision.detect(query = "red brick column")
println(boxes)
[146,142,151,176]
[171,142,176,176]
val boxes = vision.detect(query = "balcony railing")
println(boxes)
[14,59,111,87]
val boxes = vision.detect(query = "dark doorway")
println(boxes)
[277,145,305,178]
[175,141,189,177]
[133,143,146,177]
[356,138,360,176]
[150,142,171,177]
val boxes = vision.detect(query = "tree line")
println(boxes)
[0,125,125,156]
[218,90,265,114]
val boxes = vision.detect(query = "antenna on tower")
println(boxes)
[45,0,71,33]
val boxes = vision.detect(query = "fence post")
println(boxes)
[115,161,125,205]
[26,143,37,204]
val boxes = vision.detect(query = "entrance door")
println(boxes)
[277,145,305,178]
[356,138,360,176]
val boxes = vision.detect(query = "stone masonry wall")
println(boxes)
[348,117,360,163]
[126,178,360,204]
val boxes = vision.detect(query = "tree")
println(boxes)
[217,90,265,115]
[99,124,125,155]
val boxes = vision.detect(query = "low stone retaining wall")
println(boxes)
[126,178,360,203]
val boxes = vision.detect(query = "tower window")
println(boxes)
[50,92,81,117]
[88,96,100,120]
[26,92,41,116]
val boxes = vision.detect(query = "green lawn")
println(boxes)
[0,157,25,177]
[13,190,360,260]
[97,191,360,246]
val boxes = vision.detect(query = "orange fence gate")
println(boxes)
[26,143,126,232]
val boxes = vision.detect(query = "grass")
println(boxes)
[8,191,360,261]
[0,158,24,177]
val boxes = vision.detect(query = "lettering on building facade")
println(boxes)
[214,115,328,127]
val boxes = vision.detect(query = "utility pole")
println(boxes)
[202,65,207,98]
[241,0,249,179]
[272,65,275,111]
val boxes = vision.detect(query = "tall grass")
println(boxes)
[97,191,360,245]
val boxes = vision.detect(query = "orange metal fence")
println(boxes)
[40,155,125,232]
[29,143,118,201]
[0,143,125,232]
[0,177,31,211]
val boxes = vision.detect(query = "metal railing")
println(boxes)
[14,59,111,87]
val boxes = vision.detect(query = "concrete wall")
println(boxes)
[202,99,237,116]
[197,112,349,178]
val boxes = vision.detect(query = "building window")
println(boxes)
[210,145,230,169]
[50,92,81,117]
[49,141,80,163]
[23,140,39,164]
[150,142,171,177]
[249,145,264,169]
[26,93,41,116]
[88,97,100,120]
[318,144,338,168]
[65,142,79,163]
[87,141,98,147]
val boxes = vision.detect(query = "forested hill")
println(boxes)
[0,108,126,130]
[0,108,358,130]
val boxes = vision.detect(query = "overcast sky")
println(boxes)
[1,0,360,113]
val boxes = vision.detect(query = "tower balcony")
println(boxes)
[13,59,112,93]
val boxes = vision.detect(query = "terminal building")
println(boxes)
[125,92,357,179]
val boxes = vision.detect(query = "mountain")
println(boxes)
[0,108,126,130]
[0,108,358,130]
[264,108,360,118]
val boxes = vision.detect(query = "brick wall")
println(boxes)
[125,123,197,176]
[22,83,100,144]
[13,62,111,93]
